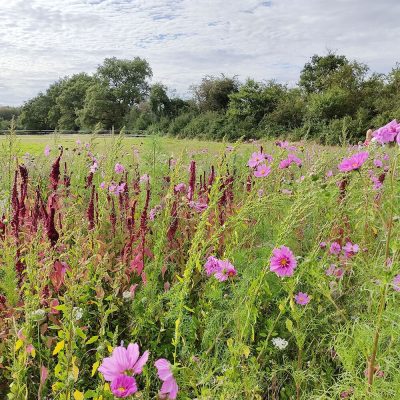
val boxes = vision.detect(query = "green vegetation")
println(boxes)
[2,52,400,144]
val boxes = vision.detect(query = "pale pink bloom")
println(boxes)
[374,159,383,168]
[76,139,81,146]
[214,260,237,282]
[373,119,400,144]
[44,145,51,157]
[189,201,208,212]
[319,242,327,249]
[326,170,333,178]
[257,189,264,198]
[254,164,271,178]
[26,344,35,356]
[140,174,150,184]
[294,292,310,305]
[40,366,49,385]
[100,181,106,189]
[98,343,149,382]
[393,274,400,292]
[155,359,179,400]
[17,329,26,341]
[90,162,98,173]
[343,242,359,258]
[248,152,265,168]
[114,163,125,174]
[174,183,186,192]
[281,189,292,195]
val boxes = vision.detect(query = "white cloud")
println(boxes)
[0,0,399,105]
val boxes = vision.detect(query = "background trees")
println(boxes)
[9,53,400,143]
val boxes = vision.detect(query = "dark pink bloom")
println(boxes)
[110,375,137,398]
[155,358,179,400]
[204,256,220,276]
[98,343,149,382]
[254,164,271,178]
[393,274,400,292]
[247,152,265,168]
[338,152,368,172]
[329,242,341,255]
[294,292,310,305]
[270,246,297,277]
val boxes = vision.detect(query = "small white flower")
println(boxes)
[272,337,288,350]
[122,291,133,300]
[72,307,83,321]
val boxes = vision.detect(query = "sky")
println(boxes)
[1,0,400,106]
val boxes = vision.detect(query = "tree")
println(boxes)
[77,82,125,129]
[96,57,152,111]
[192,75,239,112]
[149,83,171,118]
[56,73,95,130]
[227,79,286,126]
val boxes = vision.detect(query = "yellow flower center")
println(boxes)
[280,259,288,266]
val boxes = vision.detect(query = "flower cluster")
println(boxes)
[278,153,302,169]
[204,256,237,281]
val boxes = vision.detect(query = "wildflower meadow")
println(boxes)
[0,121,399,400]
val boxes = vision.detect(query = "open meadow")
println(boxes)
[0,130,399,400]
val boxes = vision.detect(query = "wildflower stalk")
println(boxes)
[367,152,397,391]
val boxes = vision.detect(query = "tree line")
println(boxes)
[2,52,400,144]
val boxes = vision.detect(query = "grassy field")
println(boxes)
[0,132,399,399]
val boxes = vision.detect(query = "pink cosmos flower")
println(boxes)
[214,260,237,282]
[326,170,333,178]
[278,158,291,169]
[254,164,271,178]
[270,246,297,277]
[319,242,327,249]
[114,163,125,174]
[110,375,137,398]
[204,256,220,276]
[374,159,383,168]
[393,274,400,292]
[294,292,310,305]
[338,152,369,172]
[98,343,149,382]
[343,242,359,258]
[174,183,186,192]
[189,201,208,212]
[44,145,51,157]
[155,359,179,400]
[248,152,265,168]
[90,161,98,174]
[140,174,150,184]
[373,119,400,144]
[100,181,106,189]
[329,242,341,255]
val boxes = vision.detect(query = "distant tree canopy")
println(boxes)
[10,53,400,144]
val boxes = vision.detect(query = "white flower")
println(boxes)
[272,337,288,350]
[122,291,133,300]
[72,307,83,321]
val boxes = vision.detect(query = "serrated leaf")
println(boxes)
[53,340,65,355]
